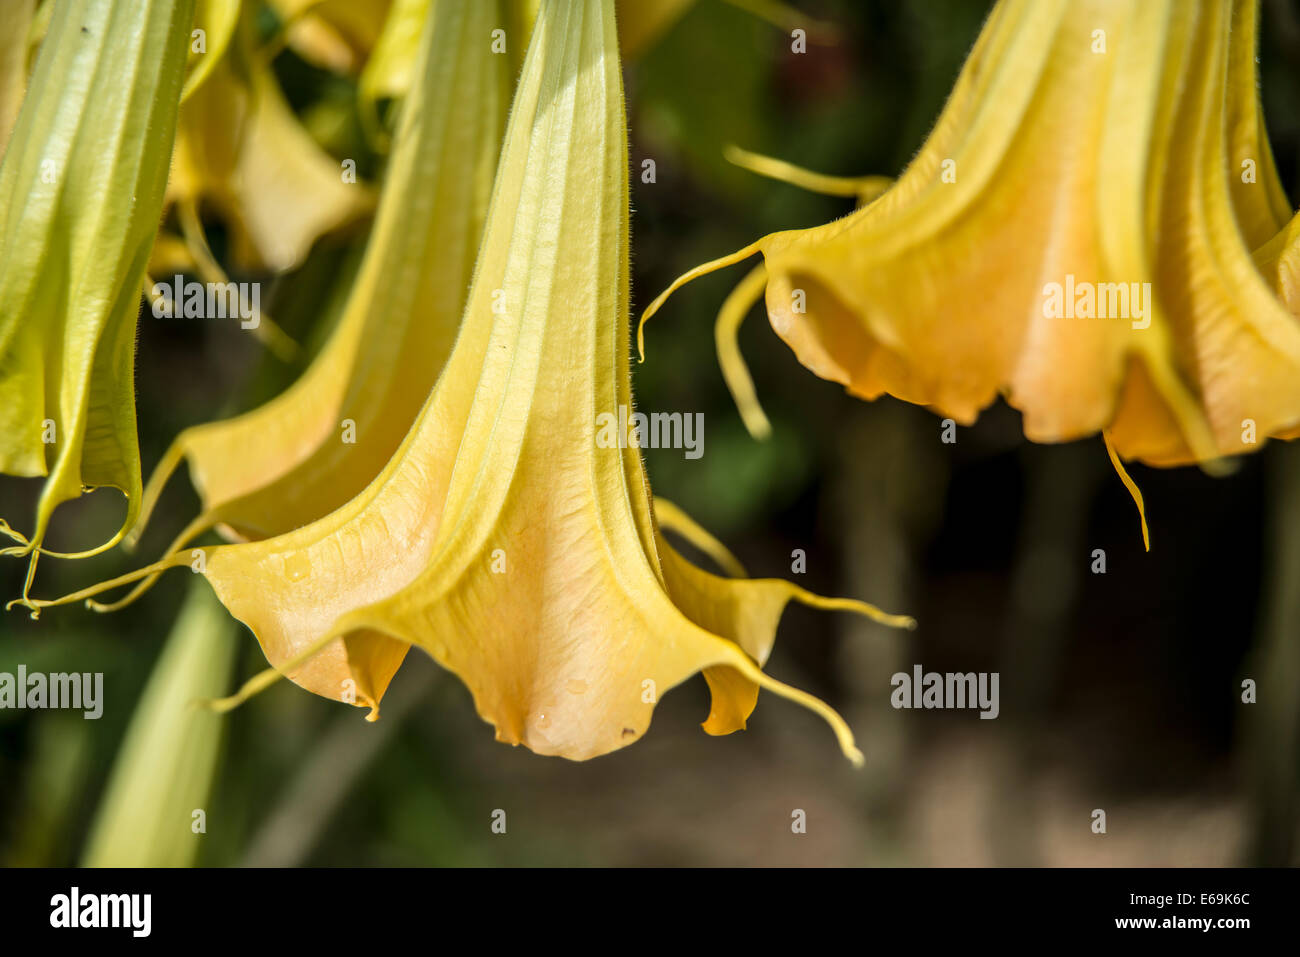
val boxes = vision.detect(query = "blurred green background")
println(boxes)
[3,0,1300,866]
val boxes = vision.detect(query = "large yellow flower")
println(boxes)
[35,0,911,762]
[102,0,511,618]
[642,0,1300,471]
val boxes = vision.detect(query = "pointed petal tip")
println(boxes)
[1103,431,1151,551]
[701,716,747,736]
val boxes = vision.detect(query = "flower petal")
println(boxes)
[643,0,1300,468]
[0,0,194,572]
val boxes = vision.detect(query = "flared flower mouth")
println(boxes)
[26,0,911,764]
[641,0,1300,477]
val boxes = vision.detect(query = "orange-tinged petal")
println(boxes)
[642,0,1300,468]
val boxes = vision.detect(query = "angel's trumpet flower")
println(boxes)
[642,0,1300,480]
[100,0,511,614]
[35,0,911,762]
[0,0,195,583]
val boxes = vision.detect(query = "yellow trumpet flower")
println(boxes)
[0,0,195,584]
[33,0,911,762]
[103,0,511,615]
[641,0,1300,477]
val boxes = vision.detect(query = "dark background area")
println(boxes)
[2,0,1299,865]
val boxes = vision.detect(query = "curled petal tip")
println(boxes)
[635,315,649,363]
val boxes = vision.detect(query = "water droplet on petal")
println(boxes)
[284,553,312,582]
